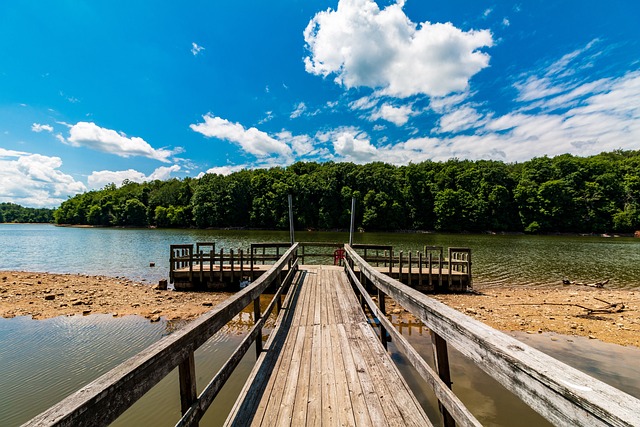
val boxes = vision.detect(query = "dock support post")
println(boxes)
[418,251,423,287]
[179,351,197,420]
[230,249,235,285]
[254,297,262,357]
[219,248,224,282]
[431,331,455,427]
[349,197,355,246]
[288,194,295,245]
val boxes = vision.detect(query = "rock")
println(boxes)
[44,294,56,301]
[82,309,92,315]
[391,308,402,314]
[150,315,161,322]
[71,300,84,306]
[202,301,213,307]
[588,335,596,340]
[157,279,167,290]
[131,303,141,308]
[151,309,162,314]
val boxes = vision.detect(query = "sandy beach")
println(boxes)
[2,270,639,348]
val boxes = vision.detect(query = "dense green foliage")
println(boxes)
[0,203,54,223]
[53,151,640,233]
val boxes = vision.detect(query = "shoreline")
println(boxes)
[2,270,639,348]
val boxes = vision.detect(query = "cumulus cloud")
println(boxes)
[304,0,493,98]
[66,122,174,162]
[370,104,416,126]
[31,123,53,133]
[190,114,292,158]
[87,165,181,189]
[191,42,205,56]
[0,148,86,207]
[203,165,247,176]
[317,128,377,163]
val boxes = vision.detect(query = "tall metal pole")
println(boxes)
[349,197,356,246]
[288,194,295,245]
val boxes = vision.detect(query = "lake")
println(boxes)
[1,224,639,426]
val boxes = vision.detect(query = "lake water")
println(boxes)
[1,224,639,426]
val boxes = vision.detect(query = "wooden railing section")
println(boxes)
[343,244,640,427]
[26,244,300,427]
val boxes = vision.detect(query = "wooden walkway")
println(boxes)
[226,265,432,426]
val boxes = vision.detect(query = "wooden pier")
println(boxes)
[226,265,432,426]
[26,243,640,427]
[170,242,472,293]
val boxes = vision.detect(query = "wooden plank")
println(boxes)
[330,323,357,427]
[291,323,313,426]
[344,322,390,427]
[270,325,307,426]
[320,323,338,427]
[357,322,431,427]
[307,324,323,427]
[336,324,373,427]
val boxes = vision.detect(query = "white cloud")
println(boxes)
[190,114,292,158]
[502,18,510,27]
[203,165,247,176]
[191,42,205,56]
[87,165,181,189]
[290,102,307,119]
[370,104,415,126]
[66,122,174,162]
[304,0,493,98]
[31,123,53,133]
[0,148,86,208]
[436,106,484,133]
[318,128,377,163]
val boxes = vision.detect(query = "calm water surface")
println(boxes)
[1,224,639,425]
[1,223,639,288]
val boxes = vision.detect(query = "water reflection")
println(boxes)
[385,315,640,426]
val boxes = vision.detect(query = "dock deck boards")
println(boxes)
[225,265,433,426]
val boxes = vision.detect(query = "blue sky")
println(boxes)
[1,0,639,207]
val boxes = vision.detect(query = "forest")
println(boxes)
[0,203,54,223]
[52,150,640,234]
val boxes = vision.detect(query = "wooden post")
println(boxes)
[254,297,263,358]
[219,248,224,282]
[301,245,305,265]
[418,251,423,287]
[431,331,455,427]
[388,249,393,276]
[408,251,412,287]
[239,249,244,284]
[349,197,355,246]
[188,246,193,283]
[399,251,403,283]
[179,351,197,419]
[250,246,255,281]
[230,249,235,284]
[448,248,453,291]
[428,252,433,289]
[288,194,295,245]
[209,249,214,284]
[378,288,387,349]
[199,251,203,284]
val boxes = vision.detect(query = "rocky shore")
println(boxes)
[2,270,638,348]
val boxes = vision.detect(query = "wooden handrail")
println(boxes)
[25,244,299,427]
[344,244,640,427]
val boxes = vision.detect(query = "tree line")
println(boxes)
[52,150,640,234]
[0,203,54,223]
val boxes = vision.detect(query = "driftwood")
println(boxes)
[512,298,625,315]
[562,278,609,288]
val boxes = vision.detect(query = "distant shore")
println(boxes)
[1,270,638,348]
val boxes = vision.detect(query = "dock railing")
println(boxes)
[26,244,300,427]
[343,244,640,427]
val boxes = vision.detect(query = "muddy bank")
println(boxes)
[0,271,230,321]
[2,270,639,348]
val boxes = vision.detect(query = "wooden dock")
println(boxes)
[226,265,432,426]
[170,242,472,293]
[26,243,640,427]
